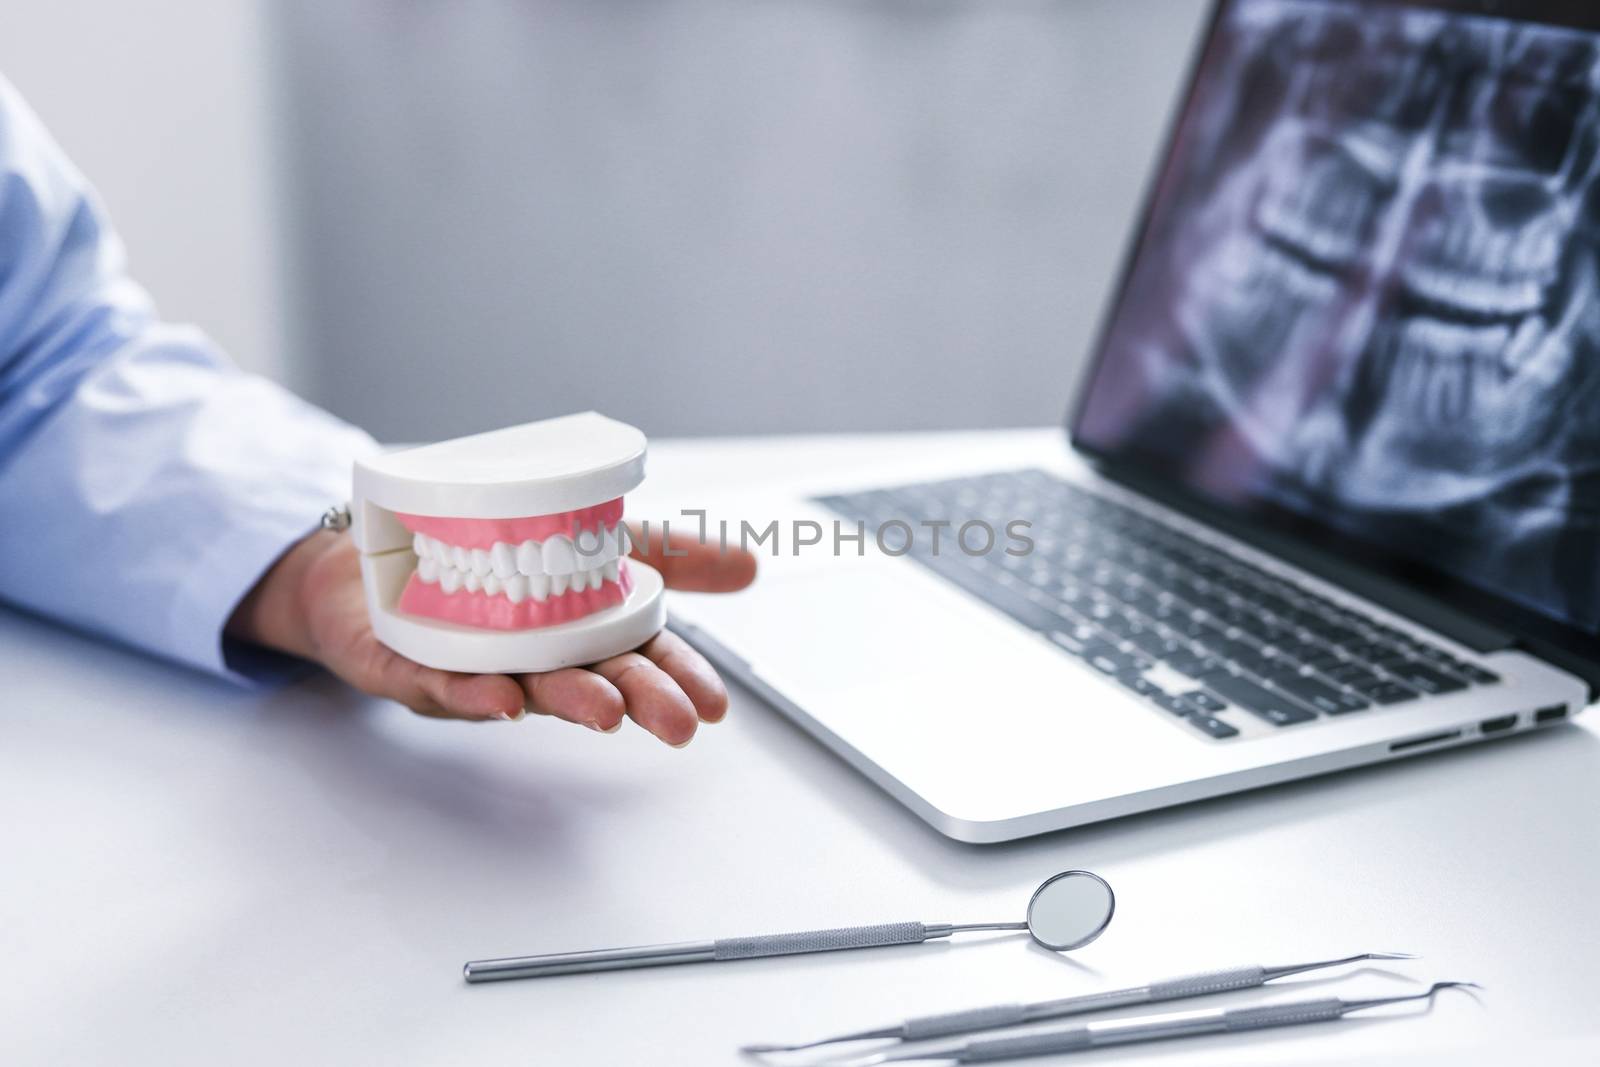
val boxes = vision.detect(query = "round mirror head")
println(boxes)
[1025,870,1115,951]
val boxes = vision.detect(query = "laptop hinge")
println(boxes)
[1516,637,1600,703]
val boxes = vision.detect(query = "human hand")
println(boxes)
[227,524,757,745]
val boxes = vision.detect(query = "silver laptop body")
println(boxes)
[671,0,1599,841]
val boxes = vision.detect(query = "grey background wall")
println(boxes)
[0,1,291,381]
[277,0,1208,440]
[3,1,1208,440]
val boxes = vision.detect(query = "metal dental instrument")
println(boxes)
[741,950,1417,1055]
[463,870,1113,984]
[831,982,1480,1066]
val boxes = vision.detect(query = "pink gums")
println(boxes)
[398,560,633,631]
[394,498,624,550]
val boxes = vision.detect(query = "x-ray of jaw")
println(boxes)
[1080,0,1600,631]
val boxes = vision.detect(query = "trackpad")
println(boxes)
[679,560,1094,720]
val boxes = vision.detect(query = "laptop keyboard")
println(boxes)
[817,469,1500,741]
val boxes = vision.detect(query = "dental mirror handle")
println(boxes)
[465,921,968,982]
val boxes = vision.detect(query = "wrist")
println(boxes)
[226,529,347,660]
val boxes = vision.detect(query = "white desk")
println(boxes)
[5,430,1598,1065]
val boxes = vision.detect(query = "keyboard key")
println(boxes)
[1116,672,1161,697]
[1364,681,1422,705]
[1152,692,1193,716]
[1199,670,1317,726]
[1125,627,1182,660]
[1164,652,1218,678]
[1384,662,1468,695]
[1269,673,1370,715]
[1048,629,1087,656]
[1184,712,1240,739]
[1181,690,1227,712]
[1458,664,1500,685]
[1338,639,1400,661]
[1082,639,1145,677]
[1323,661,1383,686]
[1211,637,1264,665]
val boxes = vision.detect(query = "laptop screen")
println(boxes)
[1073,0,1600,637]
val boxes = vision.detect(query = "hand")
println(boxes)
[227,524,757,745]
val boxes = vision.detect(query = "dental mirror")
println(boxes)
[1024,869,1116,950]
[464,869,1114,983]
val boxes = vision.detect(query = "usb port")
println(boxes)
[1535,704,1569,724]
[1479,714,1517,735]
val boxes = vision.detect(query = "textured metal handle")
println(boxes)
[712,921,929,960]
[902,1003,1029,1041]
[1224,998,1346,1031]
[1148,964,1266,1001]
[960,1026,1094,1062]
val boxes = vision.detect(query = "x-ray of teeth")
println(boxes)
[1078,0,1600,631]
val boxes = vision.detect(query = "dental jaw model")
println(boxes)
[351,412,666,674]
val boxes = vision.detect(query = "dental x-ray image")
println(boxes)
[1077,0,1600,632]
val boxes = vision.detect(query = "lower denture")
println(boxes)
[392,499,633,631]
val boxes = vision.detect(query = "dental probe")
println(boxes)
[741,951,1415,1055]
[831,982,1479,1066]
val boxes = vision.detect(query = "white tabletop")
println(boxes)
[4,430,1598,1065]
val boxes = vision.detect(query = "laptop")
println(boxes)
[669,0,1597,841]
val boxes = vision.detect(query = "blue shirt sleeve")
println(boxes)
[0,74,379,684]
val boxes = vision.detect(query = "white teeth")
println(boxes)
[574,527,606,569]
[413,525,628,602]
[543,534,576,575]
[616,524,632,557]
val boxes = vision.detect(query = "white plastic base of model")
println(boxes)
[360,550,666,674]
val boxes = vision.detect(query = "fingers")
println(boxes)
[589,651,700,747]
[626,523,757,593]
[511,633,726,743]
[637,629,730,723]
[379,647,527,722]
[517,668,626,732]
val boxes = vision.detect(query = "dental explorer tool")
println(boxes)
[464,870,1113,983]
[741,950,1417,1054]
[831,982,1479,1065]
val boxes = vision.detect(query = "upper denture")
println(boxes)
[394,497,624,550]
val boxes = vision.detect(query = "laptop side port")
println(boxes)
[1389,729,1463,753]
[1534,704,1569,724]
[1479,714,1517,736]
